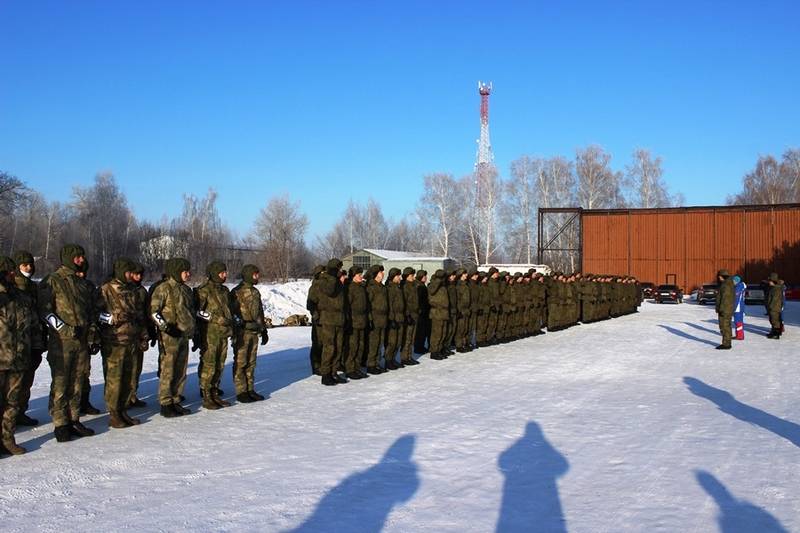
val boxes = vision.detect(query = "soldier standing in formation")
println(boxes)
[230,264,268,402]
[13,251,45,427]
[766,272,785,339]
[715,269,735,350]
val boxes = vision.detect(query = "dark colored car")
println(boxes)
[697,284,718,305]
[655,284,683,304]
[744,283,766,305]
[640,282,655,299]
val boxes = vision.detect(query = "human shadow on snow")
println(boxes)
[701,318,771,335]
[495,421,569,533]
[286,434,419,533]
[684,377,800,448]
[696,470,788,533]
[658,325,718,347]
[18,345,312,449]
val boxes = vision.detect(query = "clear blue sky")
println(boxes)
[2,1,798,241]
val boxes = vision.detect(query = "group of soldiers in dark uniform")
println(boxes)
[0,244,269,456]
[306,258,642,386]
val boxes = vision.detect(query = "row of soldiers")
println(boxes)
[0,245,270,456]
[306,258,641,386]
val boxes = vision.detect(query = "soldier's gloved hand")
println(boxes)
[89,343,101,355]
[260,331,269,346]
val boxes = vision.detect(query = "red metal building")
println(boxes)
[579,204,800,291]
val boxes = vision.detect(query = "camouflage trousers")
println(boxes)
[718,314,732,346]
[159,333,189,406]
[401,320,416,362]
[366,326,385,368]
[476,311,488,343]
[384,322,403,365]
[309,321,321,374]
[344,328,365,373]
[101,342,134,413]
[413,315,430,354]
[429,318,448,355]
[80,350,94,408]
[319,324,343,376]
[0,371,23,443]
[233,331,259,394]
[469,312,478,346]
[19,349,44,415]
[486,310,499,342]
[200,334,229,395]
[47,335,87,427]
[768,311,782,330]
[445,318,456,349]
[455,315,470,349]
[128,346,145,405]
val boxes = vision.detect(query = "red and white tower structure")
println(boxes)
[475,80,494,169]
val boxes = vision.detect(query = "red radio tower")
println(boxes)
[476,81,494,168]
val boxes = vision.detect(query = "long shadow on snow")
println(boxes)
[684,377,800,448]
[286,434,419,533]
[696,470,789,532]
[658,325,718,347]
[495,421,569,533]
[701,318,772,335]
[18,346,312,448]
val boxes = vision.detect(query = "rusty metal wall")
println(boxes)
[581,204,800,291]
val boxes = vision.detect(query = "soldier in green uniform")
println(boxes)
[97,258,143,428]
[455,269,471,352]
[384,267,405,369]
[305,265,325,375]
[486,267,501,344]
[75,261,101,416]
[0,256,32,455]
[39,244,96,441]
[343,266,370,379]
[12,250,46,427]
[230,264,268,402]
[364,265,388,374]
[194,261,235,409]
[427,269,450,360]
[765,272,784,339]
[444,271,458,355]
[714,269,735,350]
[413,270,430,355]
[150,257,196,417]
[476,272,491,346]
[400,267,420,365]
[468,269,481,349]
[316,259,347,385]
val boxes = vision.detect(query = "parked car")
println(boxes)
[640,282,655,299]
[744,283,766,305]
[697,284,718,305]
[655,284,683,304]
[785,284,800,301]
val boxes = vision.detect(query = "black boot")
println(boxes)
[173,403,190,415]
[366,366,385,375]
[430,352,445,360]
[70,421,95,437]
[356,370,370,378]
[129,397,147,408]
[160,404,178,418]
[80,402,101,416]
[237,392,255,403]
[16,413,39,426]
[715,344,732,350]
[321,374,337,386]
[333,373,348,384]
[248,391,266,401]
[121,411,141,426]
[54,425,72,442]
[346,371,364,380]
[403,358,420,366]
[212,391,231,408]
[385,360,399,371]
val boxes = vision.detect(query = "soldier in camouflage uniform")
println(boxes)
[305,265,325,375]
[194,261,234,410]
[400,267,420,365]
[1,256,32,455]
[150,257,196,417]
[39,244,96,442]
[454,269,471,352]
[444,271,458,355]
[343,266,369,379]
[413,270,430,355]
[427,269,450,360]
[476,272,491,346]
[97,258,144,428]
[486,267,501,344]
[230,264,268,403]
[128,262,152,408]
[75,260,101,416]
[365,264,388,374]
[12,250,46,427]
[468,269,481,349]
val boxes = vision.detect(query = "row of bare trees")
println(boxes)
[728,149,800,205]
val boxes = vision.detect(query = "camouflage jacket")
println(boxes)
[98,278,145,345]
[14,272,46,351]
[488,277,503,312]
[455,280,471,316]
[469,280,481,314]
[231,281,267,334]
[39,266,94,341]
[150,277,196,337]
[446,283,457,318]
[387,281,406,324]
[345,280,368,330]
[306,275,321,322]
[427,277,450,321]
[402,280,419,319]
[316,272,345,327]
[0,283,32,371]
[194,279,234,338]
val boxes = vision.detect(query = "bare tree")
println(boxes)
[418,173,463,258]
[625,149,678,208]
[727,152,799,205]
[254,194,309,282]
[575,145,625,209]
[502,156,538,264]
[461,165,503,265]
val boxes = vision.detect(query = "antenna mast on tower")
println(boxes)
[475,80,494,169]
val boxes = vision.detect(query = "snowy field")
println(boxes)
[2,298,798,532]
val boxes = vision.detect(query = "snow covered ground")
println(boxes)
[2,299,798,532]
[253,280,311,324]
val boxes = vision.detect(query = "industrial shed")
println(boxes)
[578,204,800,291]
[341,249,456,275]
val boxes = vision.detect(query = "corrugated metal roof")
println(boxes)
[361,249,451,261]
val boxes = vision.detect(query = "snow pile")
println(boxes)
[256,279,311,324]
[2,299,798,532]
